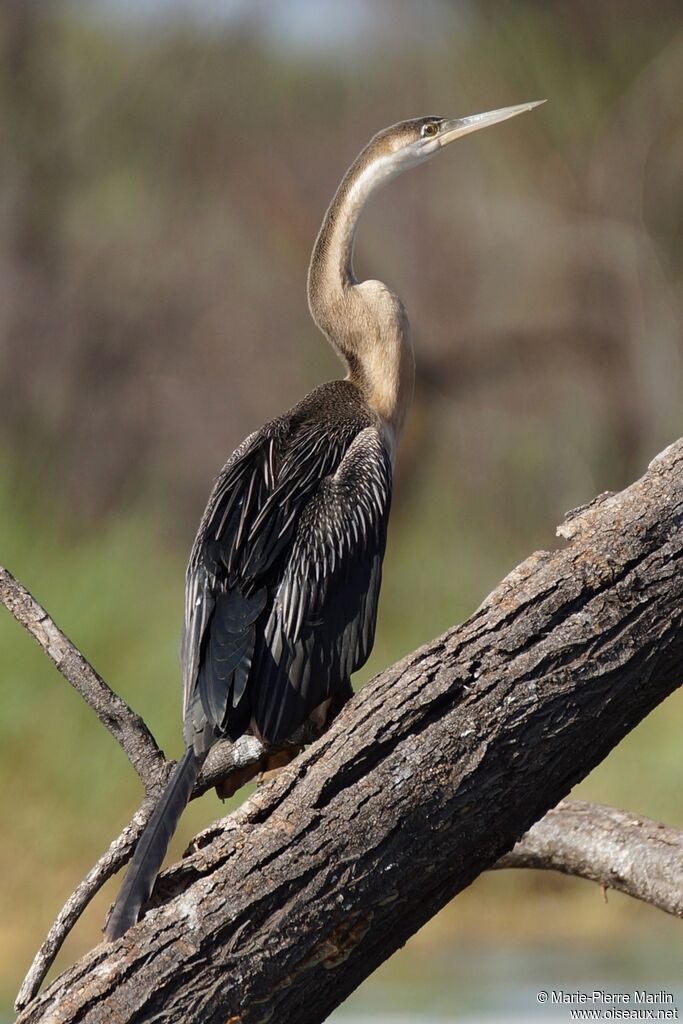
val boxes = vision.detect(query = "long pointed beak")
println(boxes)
[439,100,546,146]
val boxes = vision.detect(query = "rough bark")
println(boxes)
[13,439,683,1024]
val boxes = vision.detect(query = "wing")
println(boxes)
[253,427,393,745]
[181,406,367,750]
[181,428,264,731]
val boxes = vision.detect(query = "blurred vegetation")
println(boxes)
[1,0,683,1016]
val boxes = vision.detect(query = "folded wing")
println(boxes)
[254,427,392,744]
[181,406,379,750]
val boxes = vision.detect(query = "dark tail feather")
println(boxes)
[105,747,205,941]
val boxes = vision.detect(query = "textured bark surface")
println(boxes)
[15,440,683,1024]
[496,800,683,917]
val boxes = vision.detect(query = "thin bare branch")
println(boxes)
[15,794,158,1012]
[495,799,683,917]
[14,603,335,1007]
[16,736,276,1006]
[0,567,164,786]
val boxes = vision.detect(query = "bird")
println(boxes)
[104,99,543,941]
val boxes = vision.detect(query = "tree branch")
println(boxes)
[14,737,270,1007]
[497,800,683,917]
[14,794,159,1013]
[2,551,339,1008]
[0,568,292,1006]
[16,730,318,1006]
[0,567,164,786]
[11,438,683,1024]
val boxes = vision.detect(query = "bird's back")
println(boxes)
[182,378,393,751]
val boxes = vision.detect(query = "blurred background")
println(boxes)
[1,0,682,1020]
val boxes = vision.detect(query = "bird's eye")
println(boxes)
[421,122,440,138]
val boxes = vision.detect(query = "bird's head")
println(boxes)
[309,99,546,360]
[365,101,545,175]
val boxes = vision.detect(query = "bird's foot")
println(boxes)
[258,747,302,783]
[215,746,302,799]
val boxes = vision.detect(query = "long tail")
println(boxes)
[105,746,205,941]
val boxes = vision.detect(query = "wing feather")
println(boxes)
[181,399,373,751]
[253,427,392,745]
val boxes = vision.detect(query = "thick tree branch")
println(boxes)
[12,439,683,1024]
[0,567,164,786]
[497,800,683,917]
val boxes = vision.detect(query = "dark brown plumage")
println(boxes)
[182,380,392,752]
[106,382,391,942]
[105,101,542,941]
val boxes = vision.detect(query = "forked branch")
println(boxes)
[5,438,683,1023]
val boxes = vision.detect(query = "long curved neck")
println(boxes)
[307,146,415,443]
[309,150,396,295]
